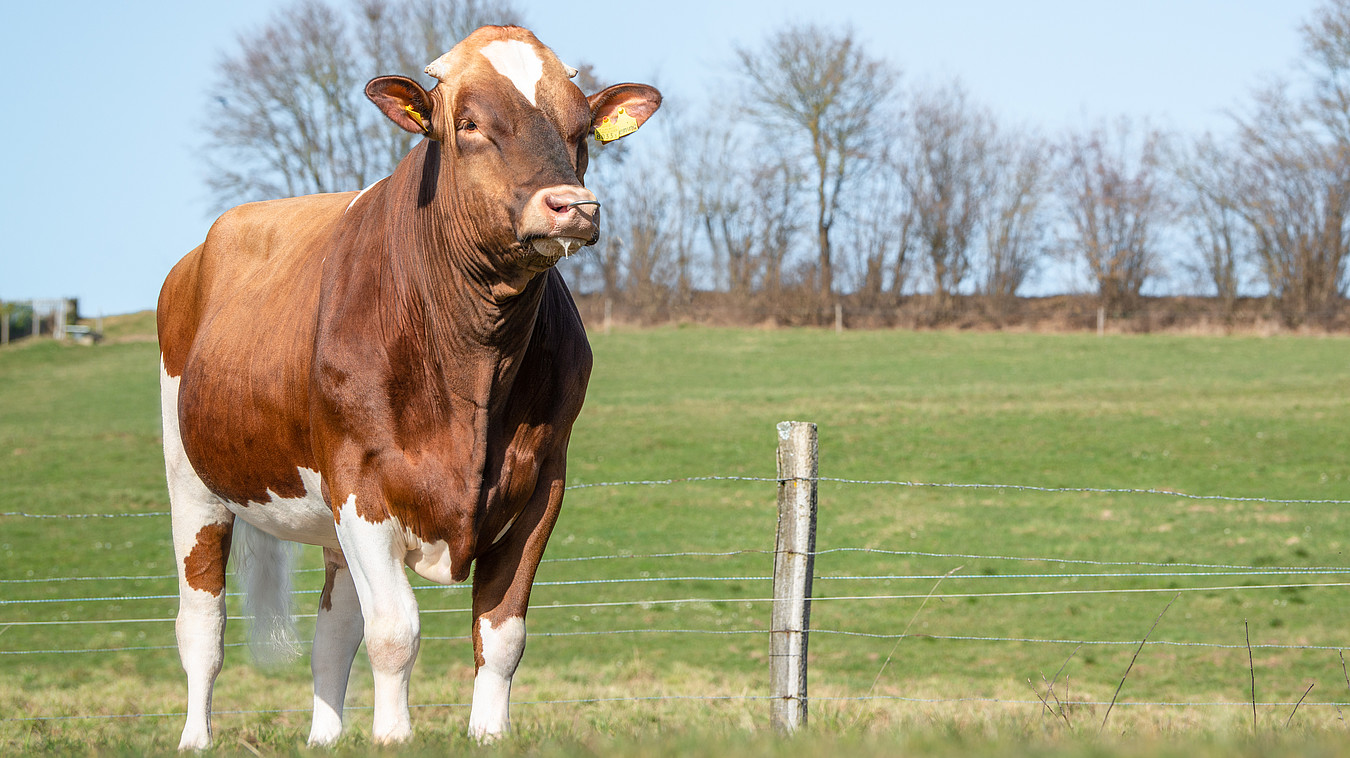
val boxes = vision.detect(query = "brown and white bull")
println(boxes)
[157,25,659,749]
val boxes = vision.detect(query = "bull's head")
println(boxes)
[363,25,660,296]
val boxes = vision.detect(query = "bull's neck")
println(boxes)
[389,162,544,410]
[418,258,545,410]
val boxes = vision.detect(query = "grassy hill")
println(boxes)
[2,321,1349,756]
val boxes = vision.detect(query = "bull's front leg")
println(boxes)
[331,491,421,744]
[468,469,566,742]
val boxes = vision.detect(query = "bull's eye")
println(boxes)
[460,120,478,133]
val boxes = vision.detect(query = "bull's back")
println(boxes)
[159,192,355,507]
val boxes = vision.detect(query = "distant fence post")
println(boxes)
[771,421,818,734]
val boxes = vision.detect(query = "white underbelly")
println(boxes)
[225,466,340,548]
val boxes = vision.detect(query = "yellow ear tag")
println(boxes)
[594,106,639,143]
[403,105,429,131]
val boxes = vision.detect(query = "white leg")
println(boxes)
[163,363,233,751]
[174,568,229,751]
[308,549,364,746]
[169,495,233,750]
[468,616,525,741]
[334,497,419,744]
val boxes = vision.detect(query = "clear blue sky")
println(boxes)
[0,1,1324,316]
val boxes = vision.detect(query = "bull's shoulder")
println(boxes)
[158,192,355,379]
[203,193,354,264]
[162,194,353,320]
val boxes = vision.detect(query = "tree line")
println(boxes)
[205,0,1350,328]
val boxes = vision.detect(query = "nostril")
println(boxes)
[543,193,600,215]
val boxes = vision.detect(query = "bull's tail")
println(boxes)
[231,520,301,665]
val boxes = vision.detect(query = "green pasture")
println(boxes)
[2,319,1349,756]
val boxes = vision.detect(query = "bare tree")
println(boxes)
[1164,0,1350,327]
[203,0,522,211]
[1058,118,1171,313]
[681,129,759,297]
[1303,0,1350,144]
[894,80,996,311]
[1228,0,1350,323]
[748,158,803,301]
[843,165,913,305]
[981,131,1053,308]
[612,180,683,317]
[1234,86,1350,324]
[735,24,897,302]
[1175,134,1247,320]
[666,109,803,311]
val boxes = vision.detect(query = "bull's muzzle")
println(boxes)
[521,185,600,260]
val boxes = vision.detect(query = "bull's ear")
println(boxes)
[588,83,662,144]
[366,76,435,136]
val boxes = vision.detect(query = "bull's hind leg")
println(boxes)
[170,503,234,751]
[162,363,235,750]
[308,548,365,746]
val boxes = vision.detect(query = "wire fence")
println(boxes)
[5,473,1350,727]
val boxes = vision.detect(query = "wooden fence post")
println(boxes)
[771,421,818,734]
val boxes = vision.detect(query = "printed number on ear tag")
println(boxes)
[594,107,639,143]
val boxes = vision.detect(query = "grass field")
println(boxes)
[2,316,1349,756]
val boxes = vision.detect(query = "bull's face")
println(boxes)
[364,25,660,295]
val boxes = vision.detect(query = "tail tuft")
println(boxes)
[231,520,301,665]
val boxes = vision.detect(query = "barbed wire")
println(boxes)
[5,472,1347,523]
[6,544,1343,588]
[813,477,1350,506]
[7,471,1349,731]
[812,630,1349,651]
[14,565,1350,608]
[0,550,770,586]
[564,476,773,489]
[808,695,1350,708]
[812,547,1336,572]
[0,510,168,519]
[9,577,1346,629]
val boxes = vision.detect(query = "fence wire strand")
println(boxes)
[7,578,1350,628]
[6,546,1343,587]
[6,471,1349,522]
[14,566,1350,607]
[7,473,1350,730]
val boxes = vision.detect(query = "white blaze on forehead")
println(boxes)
[480,39,544,107]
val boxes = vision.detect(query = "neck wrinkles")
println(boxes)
[383,142,548,409]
